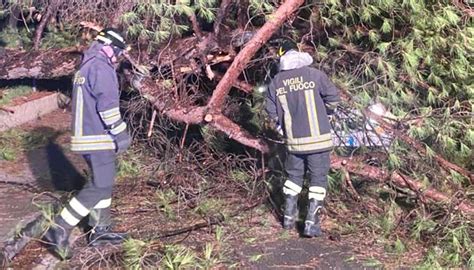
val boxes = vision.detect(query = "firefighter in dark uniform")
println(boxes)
[43,28,132,259]
[266,41,340,237]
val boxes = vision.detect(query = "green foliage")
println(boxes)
[327,170,343,194]
[155,189,177,219]
[0,85,33,106]
[363,257,383,267]
[161,244,197,270]
[200,125,228,152]
[194,198,227,217]
[123,238,148,270]
[0,23,76,49]
[0,27,31,48]
[249,0,275,16]
[416,219,473,268]
[319,0,473,165]
[40,28,78,49]
[198,243,221,269]
[194,0,217,22]
[117,151,142,179]
[374,200,401,236]
[316,2,472,265]
[121,0,218,49]
[0,128,55,161]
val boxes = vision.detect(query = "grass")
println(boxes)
[157,241,224,269]
[278,230,291,240]
[161,244,197,269]
[199,243,221,269]
[122,217,229,269]
[363,258,383,267]
[0,128,56,161]
[0,85,34,106]
[117,150,143,179]
[123,238,149,270]
[194,198,228,218]
[155,189,177,220]
[249,253,264,262]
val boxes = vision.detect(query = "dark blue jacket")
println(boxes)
[71,42,127,153]
[266,50,340,154]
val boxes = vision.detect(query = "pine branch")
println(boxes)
[365,110,474,184]
[213,0,233,36]
[188,11,203,39]
[451,0,474,18]
[338,87,473,184]
[331,155,474,215]
[208,0,306,109]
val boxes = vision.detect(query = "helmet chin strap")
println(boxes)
[100,45,118,62]
[112,46,123,57]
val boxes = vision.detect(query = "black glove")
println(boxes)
[325,106,337,116]
[114,131,131,154]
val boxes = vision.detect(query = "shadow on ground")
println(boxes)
[25,126,85,192]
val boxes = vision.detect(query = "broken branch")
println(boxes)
[331,155,474,215]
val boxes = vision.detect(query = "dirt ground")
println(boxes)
[1,109,406,269]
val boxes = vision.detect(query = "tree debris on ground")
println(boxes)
[0,0,472,268]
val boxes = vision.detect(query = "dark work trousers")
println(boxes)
[283,151,330,201]
[56,151,116,229]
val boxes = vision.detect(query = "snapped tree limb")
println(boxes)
[0,48,82,79]
[339,88,473,184]
[207,0,305,110]
[331,155,474,215]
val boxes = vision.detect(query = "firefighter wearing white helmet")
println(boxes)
[43,28,131,260]
[266,39,341,237]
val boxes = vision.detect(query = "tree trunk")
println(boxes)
[0,48,82,79]
[331,156,474,215]
[33,1,55,50]
[8,4,21,29]
[207,0,305,111]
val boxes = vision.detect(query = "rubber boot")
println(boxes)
[303,199,323,237]
[0,249,8,268]
[43,224,73,260]
[88,226,129,247]
[283,194,298,229]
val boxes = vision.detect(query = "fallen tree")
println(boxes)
[0,47,81,79]
[1,0,472,267]
[0,0,472,215]
[331,155,474,215]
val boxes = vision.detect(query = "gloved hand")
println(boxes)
[326,106,337,116]
[276,125,284,136]
[114,131,131,154]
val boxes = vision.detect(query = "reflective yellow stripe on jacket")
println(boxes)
[278,90,333,153]
[71,86,116,152]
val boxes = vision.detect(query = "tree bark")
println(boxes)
[214,0,233,36]
[0,48,82,79]
[33,0,59,50]
[331,155,474,215]
[8,4,21,29]
[207,0,305,110]
[188,12,203,39]
[134,75,269,152]
[237,0,250,30]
